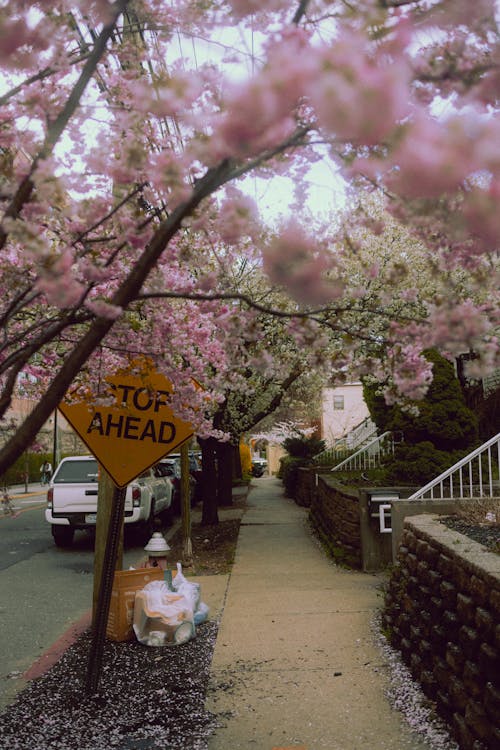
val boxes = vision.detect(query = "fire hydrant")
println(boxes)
[142,532,171,571]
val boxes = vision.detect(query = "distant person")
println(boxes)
[40,461,52,484]
[2,489,19,518]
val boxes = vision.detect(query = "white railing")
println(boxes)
[331,432,395,472]
[346,417,378,450]
[314,417,378,465]
[407,432,500,501]
[314,436,348,465]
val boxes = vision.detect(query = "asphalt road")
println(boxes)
[0,491,147,710]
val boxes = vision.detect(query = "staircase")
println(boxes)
[314,417,377,466]
[331,431,397,472]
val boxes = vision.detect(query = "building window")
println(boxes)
[333,395,344,410]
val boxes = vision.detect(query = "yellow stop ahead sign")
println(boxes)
[59,368,195,487]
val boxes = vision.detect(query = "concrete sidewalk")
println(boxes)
[206,477,430,750]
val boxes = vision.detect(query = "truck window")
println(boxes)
[54,460,99,483]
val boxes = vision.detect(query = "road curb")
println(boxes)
[23,610,92,681]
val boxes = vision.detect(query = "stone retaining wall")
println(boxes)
[383,515,500,750]
[309,473,362,568]
[295,467,316,508]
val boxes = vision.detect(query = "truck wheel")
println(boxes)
[172,490,181,516]
[160,504,174,526]
[52,526,74,547]
[139,502,156,545]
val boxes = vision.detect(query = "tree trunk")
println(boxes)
[232,443,242,480]
[216,441,233,507]
[200,437,218,525]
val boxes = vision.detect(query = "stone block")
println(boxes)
[452,711,474,750]
[469,575,489,607]
[404,531,418,552]
[420,668,438,698]
[446,643,465,675]
[398,544,409,560]
[457,593,476,626]
[490,727,500,750]
[410,652,423,677]
[438,553,454,578]
[402,593,416,615]
[396,612,411,637]
[453,564,471,592]
[475,607,494,638]
[419,639,433,664]
[484,681,500,723]
[459,625,481,661]
[407,551,418,573]
[489,588,500,618]
[407,575,419,596]
[465,699,491,740]
[442,609,460,640]
[420,609,432,634]
[433,655,451,691]
[440,580,457,608]
[427,569,442,593]
[430,596,444,618]
[436,690,454,723]
[400,637,412,659]
[463,660,483,700]
[430,624,447,650]
[417,559,430,579]
[410,624,422,642]
[448,674,468,711]
[478,643,500,686]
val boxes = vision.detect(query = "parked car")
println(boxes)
[45,455,174,547]
[251,457,268,477]
[157,454,199,514]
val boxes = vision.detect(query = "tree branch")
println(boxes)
[0,0,131,250]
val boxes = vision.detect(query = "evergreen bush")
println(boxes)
[363,350,479,485]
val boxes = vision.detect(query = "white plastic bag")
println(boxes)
[172,563,209,625]
[133,579,195,647]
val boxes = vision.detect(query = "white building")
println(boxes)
[320,383,370,447]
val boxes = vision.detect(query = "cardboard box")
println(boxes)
[106,568,165,642]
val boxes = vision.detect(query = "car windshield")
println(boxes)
[54,459,99,483]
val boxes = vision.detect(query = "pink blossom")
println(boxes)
[227,0,289,19]
[388,345,434,402]
[0,17,50,66]
[309,27,412,146]
[427,301,492,356]
[263,220,342,305]
[218,187,260,244]
[462,181,500,251]
[386,113,480,198]
[208,28,312,160]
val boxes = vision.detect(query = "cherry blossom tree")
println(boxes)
[0,0,499,477]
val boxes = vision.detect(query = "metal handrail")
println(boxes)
[313,417,377,465]
[331,431,395,472]
[314,436,346,463]
[346,417,377,450]
[407,432,500,501]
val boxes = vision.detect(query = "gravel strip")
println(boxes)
[439,516,499,553]
[0,623,219,750]
[371,614,459,750]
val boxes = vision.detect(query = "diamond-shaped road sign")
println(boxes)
[59,369,195,488]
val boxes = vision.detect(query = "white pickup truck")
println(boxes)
[45,455,174,547]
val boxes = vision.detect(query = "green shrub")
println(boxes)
[279,455,304,497]
[282,435,325,459]
[383,442,468,485]
[0,452,52,488]
[363,349,479,485]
